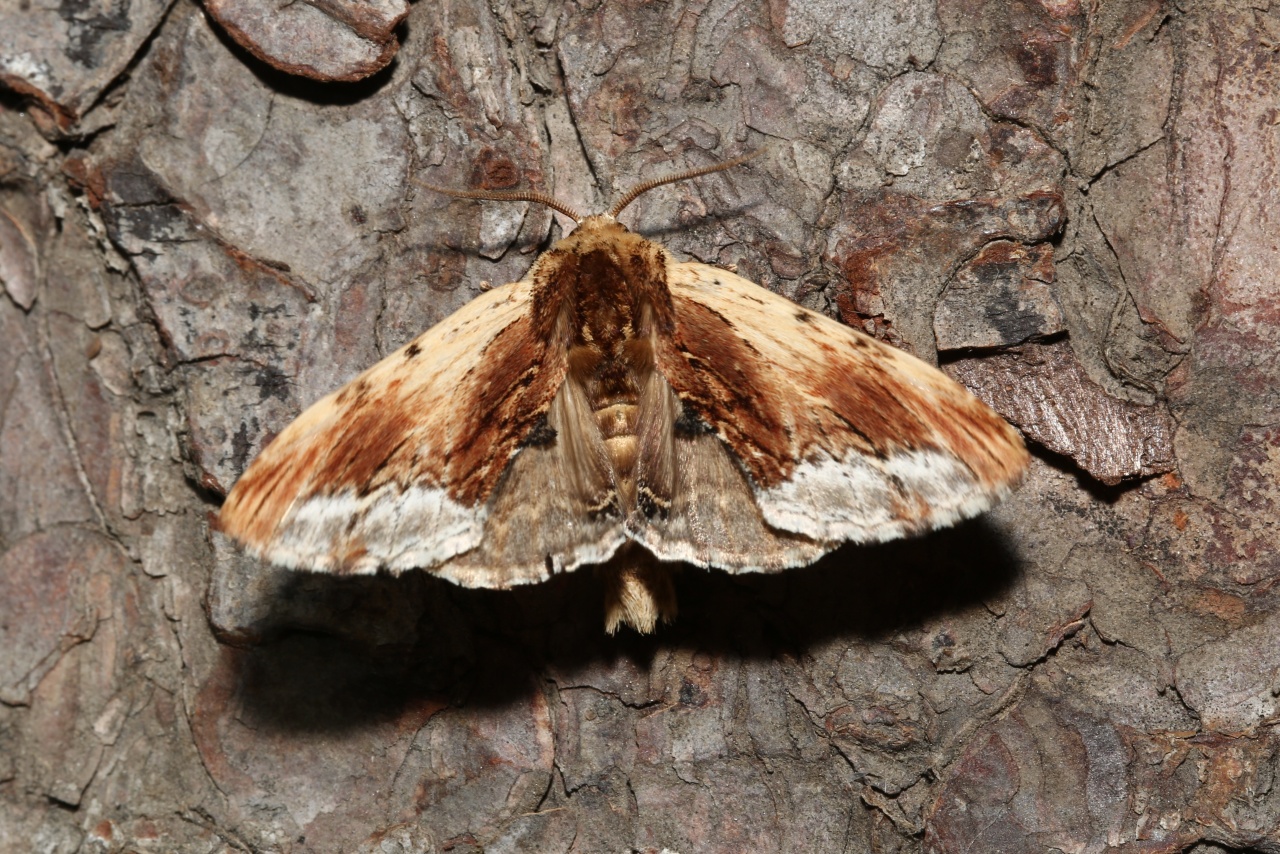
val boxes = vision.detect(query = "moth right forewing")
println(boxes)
[220,279,546,571]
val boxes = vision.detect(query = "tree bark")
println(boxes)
[2,0,1278,851]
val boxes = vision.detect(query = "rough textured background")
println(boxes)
[1,0,1278,851]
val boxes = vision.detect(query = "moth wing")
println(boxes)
[654,261,1029,549]
[435,375,629,588]
[220,279,612,580]
[631,369,827,571]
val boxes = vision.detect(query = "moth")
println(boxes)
[219,152,1029,634]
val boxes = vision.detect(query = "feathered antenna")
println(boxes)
[415,148,763,223]
[414,180,584,223]
[607,149,764,219]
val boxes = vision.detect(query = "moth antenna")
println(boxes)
[415,179,584,223]
[606,148,765,219]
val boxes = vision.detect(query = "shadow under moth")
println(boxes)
[219,152,1029,634]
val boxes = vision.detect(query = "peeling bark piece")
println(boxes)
[946,340,1175,484]
[203,0,409,82]
[0,0,171,135]
[0,209,39,310]
[934,241,1064,351]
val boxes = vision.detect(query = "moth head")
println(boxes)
[416,149,763,228]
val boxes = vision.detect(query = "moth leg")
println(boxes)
[600,545,678,634]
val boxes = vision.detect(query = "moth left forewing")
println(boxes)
[658,261,1029,547]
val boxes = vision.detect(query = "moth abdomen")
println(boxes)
[594,399,637,438]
